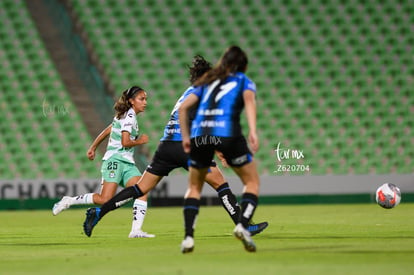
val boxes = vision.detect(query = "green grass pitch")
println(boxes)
[1,203,413,274]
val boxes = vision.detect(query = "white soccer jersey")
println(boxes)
[103,108,139,163]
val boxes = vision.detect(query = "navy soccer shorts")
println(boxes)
[146,141,216,176]
[189,136,252,169]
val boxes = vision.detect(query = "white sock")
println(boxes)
[71,193,95,205]
[131,199,147,232]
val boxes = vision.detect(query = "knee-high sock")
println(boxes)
[239,193,258,228]
[71,193,95,205]
[99,185,143,219]
[216,183,240,225]
[183,198,200,238]
[130,199,147,232]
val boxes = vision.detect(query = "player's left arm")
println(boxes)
[243,89,259,154]
[121,131,149,148]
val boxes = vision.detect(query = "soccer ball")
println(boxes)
[375,183,401,209]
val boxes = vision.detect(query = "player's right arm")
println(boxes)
[179,93,200,154]
[86,124,112,160]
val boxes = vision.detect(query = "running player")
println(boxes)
[53,86,154,238]
[179,46,260,253]
[82,55,268,238]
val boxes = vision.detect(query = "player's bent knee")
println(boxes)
[94,195,112,205]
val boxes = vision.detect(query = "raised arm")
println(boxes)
[243,89,259,154]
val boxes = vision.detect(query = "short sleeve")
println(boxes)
[243,75,257,93]
[190,85,204,98]
[121,111,135,133]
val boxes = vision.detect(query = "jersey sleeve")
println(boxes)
[243,75,257,94]
[121,111,135,133]
[191,85,204,98]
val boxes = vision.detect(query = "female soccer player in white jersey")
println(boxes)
[82,56,268,240]
[179,46,260,252]
[53,86,154,238]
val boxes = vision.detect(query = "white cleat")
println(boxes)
[233,223,256,252]
[181,236,194,253]
[128,231,155,238]
[52,196,72,216]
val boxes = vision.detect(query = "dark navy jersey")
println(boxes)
[160,86,197,141]
[190,72,256,138]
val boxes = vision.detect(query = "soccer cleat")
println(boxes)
[128,231,156,238]
[52,196,72,216]
[247,221,269,236]
[181,236,194,253]
[233,223,256,252]
[83,207,101,237]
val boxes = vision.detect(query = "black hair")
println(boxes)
[194,46,248,86]
[114,86,145,119]
[188,55,212,84]
[125,86,144,99]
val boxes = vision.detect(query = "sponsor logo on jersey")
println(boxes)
[166,128,181,134]
[231,154,248,165]
[109,171,115,178]
[200,120,225,128]
[167,120,180,125]
[198,108,224,116]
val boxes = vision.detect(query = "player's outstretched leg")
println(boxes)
[83,207,101,237]
[233,223,256,252]
[248,221,269,236]
[52,196,72,215]
[128,231,155,238]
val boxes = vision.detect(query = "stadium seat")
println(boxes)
[0,0,102,179]
[49,0,414,175]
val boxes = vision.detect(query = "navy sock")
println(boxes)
[183,198,200,238]
[216,182,240,225]
[239,193,258,228]
[100,185,144,218]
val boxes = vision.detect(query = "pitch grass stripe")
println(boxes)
[0,204,413,274]
[4,193,414,210]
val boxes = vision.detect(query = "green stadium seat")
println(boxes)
[0,0,103,179]
[63,0,414,175]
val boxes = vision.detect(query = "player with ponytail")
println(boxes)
[82,55,268,242]
[53,86,154,238]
